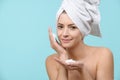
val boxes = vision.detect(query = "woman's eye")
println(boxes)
[70,26,77,30]
[57,26,63,29]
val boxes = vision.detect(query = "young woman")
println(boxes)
[46,0,114,80]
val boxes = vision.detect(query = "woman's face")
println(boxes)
[57,13,83,48]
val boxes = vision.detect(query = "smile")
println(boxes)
[61,39,72,43]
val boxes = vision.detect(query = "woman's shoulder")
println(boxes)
[45,53,60,78]
[95,47,112,55]
[46,53,58,61]
[90,46,113,60]
[45,53,59,67]
[95,47,114,77]
[89,45,112,55]
[94,47,113,62]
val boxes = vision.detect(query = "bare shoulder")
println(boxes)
[95,47,114,67]
[94,47,114,80]
[45,53,60,79]
[46,53,59,67]
[95,47,113,59]
[92,47,114,65]
[45,53,60,71]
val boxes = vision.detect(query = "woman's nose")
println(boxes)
[62,28,69,37]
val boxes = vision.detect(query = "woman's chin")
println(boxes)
[61,44,73,49]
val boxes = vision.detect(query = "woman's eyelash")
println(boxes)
[70,26,77,29]
[57,25,63,28]
[72,26,76,28]
[57,25,77,29]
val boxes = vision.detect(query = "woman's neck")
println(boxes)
[67,42,91,60]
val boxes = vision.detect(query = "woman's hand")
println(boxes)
[54,58,94,80]
[48,27,69,60]
[54,58,84,71]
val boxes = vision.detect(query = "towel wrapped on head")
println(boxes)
[56,0,101,37]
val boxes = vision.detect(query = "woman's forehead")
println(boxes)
[57,13,74,24]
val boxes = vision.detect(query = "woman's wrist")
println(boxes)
[57,64,68,80]
[59,54,68,60]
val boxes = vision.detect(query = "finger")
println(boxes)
[48,28,59,49]
[48,27,66,54]
[67,61,84,70]
[55,57,72,68]
[48,27,55,44]
[54,57,81,70]
[68,66,79,70]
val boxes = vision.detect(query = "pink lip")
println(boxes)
[61,39,72,43]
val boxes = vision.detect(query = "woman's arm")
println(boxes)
[47,28,69,80]
[57,65,68,80]
[55,58,94,80]
[46,55,58,80]
[46,55,68,80]
[96,48,114,80]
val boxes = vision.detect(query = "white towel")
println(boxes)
[56,0,101,37]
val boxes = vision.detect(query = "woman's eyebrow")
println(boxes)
[57,23,75,26]
[57,23,63,25]
[68,24,75,26]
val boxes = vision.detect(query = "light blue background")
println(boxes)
[0,0,120,80]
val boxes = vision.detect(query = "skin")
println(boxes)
[46,13,114,80]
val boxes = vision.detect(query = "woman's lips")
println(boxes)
[61,39,72,43]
